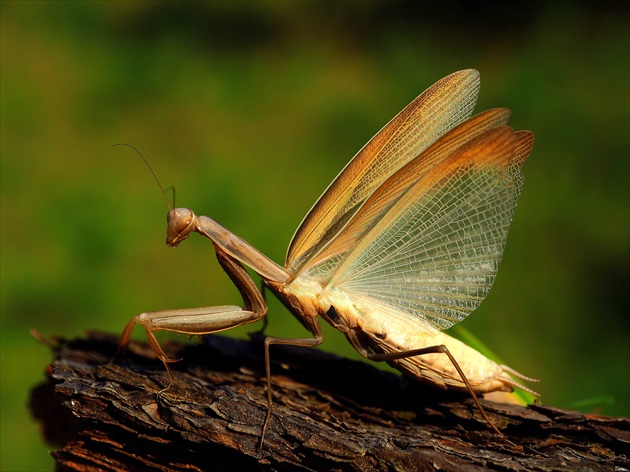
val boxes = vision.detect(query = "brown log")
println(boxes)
[30,331,629,471]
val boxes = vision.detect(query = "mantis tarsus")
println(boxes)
[115,69,538,445]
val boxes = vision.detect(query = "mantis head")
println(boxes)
[167,208,197,247]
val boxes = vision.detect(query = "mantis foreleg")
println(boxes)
[114,245,268,390]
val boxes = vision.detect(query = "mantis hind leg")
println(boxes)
[345,329,504,437]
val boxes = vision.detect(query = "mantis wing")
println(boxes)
[301,107,513,276]
[312,126,534,330]
[286,69,481,274]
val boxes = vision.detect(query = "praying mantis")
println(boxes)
[116,69,538,443]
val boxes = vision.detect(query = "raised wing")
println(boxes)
[302,108,512,276]
[286,70,481,275]
[313,126,533,330]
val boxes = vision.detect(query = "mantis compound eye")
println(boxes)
[175,216,192,233]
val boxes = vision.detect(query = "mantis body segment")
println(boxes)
[116,69,538,444]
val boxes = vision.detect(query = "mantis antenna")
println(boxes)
[113,143,173,211]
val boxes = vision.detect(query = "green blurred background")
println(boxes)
[2,1,628,470]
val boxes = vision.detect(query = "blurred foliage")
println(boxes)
[1,1,628,470]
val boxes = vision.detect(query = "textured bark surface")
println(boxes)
[30,331,629,471]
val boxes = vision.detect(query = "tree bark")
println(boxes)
[30,331,629,471]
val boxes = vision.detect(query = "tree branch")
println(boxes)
[30,331,629,471]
